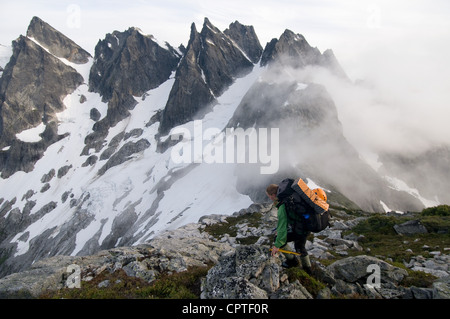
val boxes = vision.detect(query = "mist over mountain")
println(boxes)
[0,16,447,278]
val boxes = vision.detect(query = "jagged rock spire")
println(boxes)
[88,27,180,102]
[26,16,91,64]
[159,18,257,134]
[0,31,84,177]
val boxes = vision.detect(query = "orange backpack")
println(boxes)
[277,178,331,233]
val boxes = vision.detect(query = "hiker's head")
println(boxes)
[266,184,278,201]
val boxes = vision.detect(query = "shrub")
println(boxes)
[352,214,399,235]
[421,205,450,217]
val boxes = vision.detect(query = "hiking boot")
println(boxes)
[281,257,299,268]
[300,255,312,275]
[303,266,313,275]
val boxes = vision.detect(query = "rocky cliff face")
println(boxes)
[159,18,259,134]
[26,16,91,64]
[0,32,84,178]
[89,27,180,102]
[224,21,263,64]
[82,26,180,159]
[260,29,347,79]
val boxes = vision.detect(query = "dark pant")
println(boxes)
[286,230,310,256]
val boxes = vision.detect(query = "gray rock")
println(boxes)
[203,276,268,299]
[90,108,101,121]
[41,169,55,183]
[432,276,450,299]
[201,245,278,299]
[89,27,179,102]
[97,280,110,288]
[270,281,313,299]
[394,220,428,235]
[26,16,91,64]
[159,18,254,134]
[410,286,434,299]
[224,21,263,64]
[0,33,83,177]
[0,255,77,298]
[98,139,150,175]
[327,255,408,286]
[411,266,449,278]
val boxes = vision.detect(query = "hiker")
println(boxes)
[266,183,312,274]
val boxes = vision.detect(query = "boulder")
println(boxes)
[432,276,450,299]
[394,220,428,235]
[327,255,408,286]
[201,245,281,299]
[0,255,77,298]
[200,244,315,299]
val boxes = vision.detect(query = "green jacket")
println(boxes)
[274,203,289,248]
[274,202,307,248]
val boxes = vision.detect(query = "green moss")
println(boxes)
[236,236,260,245]
[401,269,437,288]
[39,265,210,299]
[419,215,450,234]
[285,267,326,298]
[351,214,400,235]
[345,213,449,263]
[137,266,208,299]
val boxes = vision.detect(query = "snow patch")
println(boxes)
[15,123,46,142]
[296,83,308,90]
[384,176,440,208]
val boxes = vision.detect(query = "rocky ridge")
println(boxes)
[0,203,448,299]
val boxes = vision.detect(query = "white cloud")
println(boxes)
[1,0,448,156]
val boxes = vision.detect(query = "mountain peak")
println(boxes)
[89,27,180,102]
[203,17,214,27]
[260,29,320,67]
[159,18,256,134]
[260,29,348,79]
[26,16,91,64]
[224,21,263,64]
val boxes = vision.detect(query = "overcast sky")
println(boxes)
[1,0,449,155]
[0,0,448,78]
